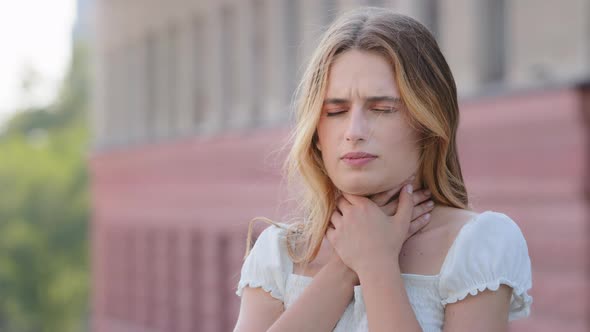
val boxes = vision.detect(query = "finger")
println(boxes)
[326,226,336,244]
[369,175,416,206]
[407,212,432,238]
[336,196,350,214]
[392,184,415,223]
[382,188,432,216]
[341,192,366,206]
[331,210,342,228]
[413,188,432,205]
[369,180,411,206]
[383,201,397,216]
[411,199,435,220]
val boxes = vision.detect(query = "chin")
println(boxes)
[336,178,384,197]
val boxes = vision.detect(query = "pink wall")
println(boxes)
[90,84,589,332]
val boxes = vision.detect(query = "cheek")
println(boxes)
[380,129,420,161]
[316,123,338,153]
[316,134,340,175]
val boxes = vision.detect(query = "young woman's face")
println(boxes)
[316,49,421,196]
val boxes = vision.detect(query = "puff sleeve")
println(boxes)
[235,223,291,302]
[438,211,533,321]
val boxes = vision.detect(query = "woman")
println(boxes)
[234,7,533,332]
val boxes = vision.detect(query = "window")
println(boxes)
[193,16,206,128]
[145,33,157,140]
[366,0,385,7]
[220,6,237,128]
[480,0,506,83]
[423,0,439,40]
[167,25,178,136]
[284,0,300,109]
[323,0,338,27]
[251,0,267,125]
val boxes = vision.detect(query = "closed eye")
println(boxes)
[325,107,397,117]
[372,108,396,113]
[326,110,347,117]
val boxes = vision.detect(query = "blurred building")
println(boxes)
[89,1,590,331]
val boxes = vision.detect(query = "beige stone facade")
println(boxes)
[92,0,590,149]
[90,2,590,331]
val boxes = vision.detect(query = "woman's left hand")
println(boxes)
[326,183,415,276]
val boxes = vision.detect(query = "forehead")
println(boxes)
[325,49,399,99]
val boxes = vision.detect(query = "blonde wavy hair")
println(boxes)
[243,7,469,272]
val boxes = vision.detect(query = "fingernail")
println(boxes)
[406,184,413,194]
[424,213,431,220]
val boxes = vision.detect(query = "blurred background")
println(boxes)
[0,0,588,331]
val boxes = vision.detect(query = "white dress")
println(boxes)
[235,210,533,331]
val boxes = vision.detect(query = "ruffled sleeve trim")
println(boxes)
[236,279,284,301]
[234,223,291,302]
[441,277,533,321]
[437,211,534,321]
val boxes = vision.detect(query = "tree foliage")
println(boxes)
[0,42,90,332]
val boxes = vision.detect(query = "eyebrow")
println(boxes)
[323,96,401,105]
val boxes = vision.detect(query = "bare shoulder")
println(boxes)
[435,206,481,246]
[399,205,480,276]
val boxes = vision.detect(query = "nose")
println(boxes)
[345,106,370,143]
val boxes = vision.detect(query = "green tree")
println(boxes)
[0,42,90,332]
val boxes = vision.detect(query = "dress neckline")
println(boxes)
[287,210,492,284]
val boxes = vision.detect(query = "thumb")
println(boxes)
[393,183,414,223]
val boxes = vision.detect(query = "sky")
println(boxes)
[0,1,76,125]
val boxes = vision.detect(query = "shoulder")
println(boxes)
[450,210,528,252]
[438,210,533,320]
[399,206,480,275]
[235,221,294,301]
[440,209,530,270]
[436,207,482,248]
[429,207,525,254]
[248,222,292,264]
[255,222,290,243]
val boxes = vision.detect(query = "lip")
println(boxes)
[341,152,377,166]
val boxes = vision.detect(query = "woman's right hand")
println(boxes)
[368,175,435,241]
[326,175,435,286]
